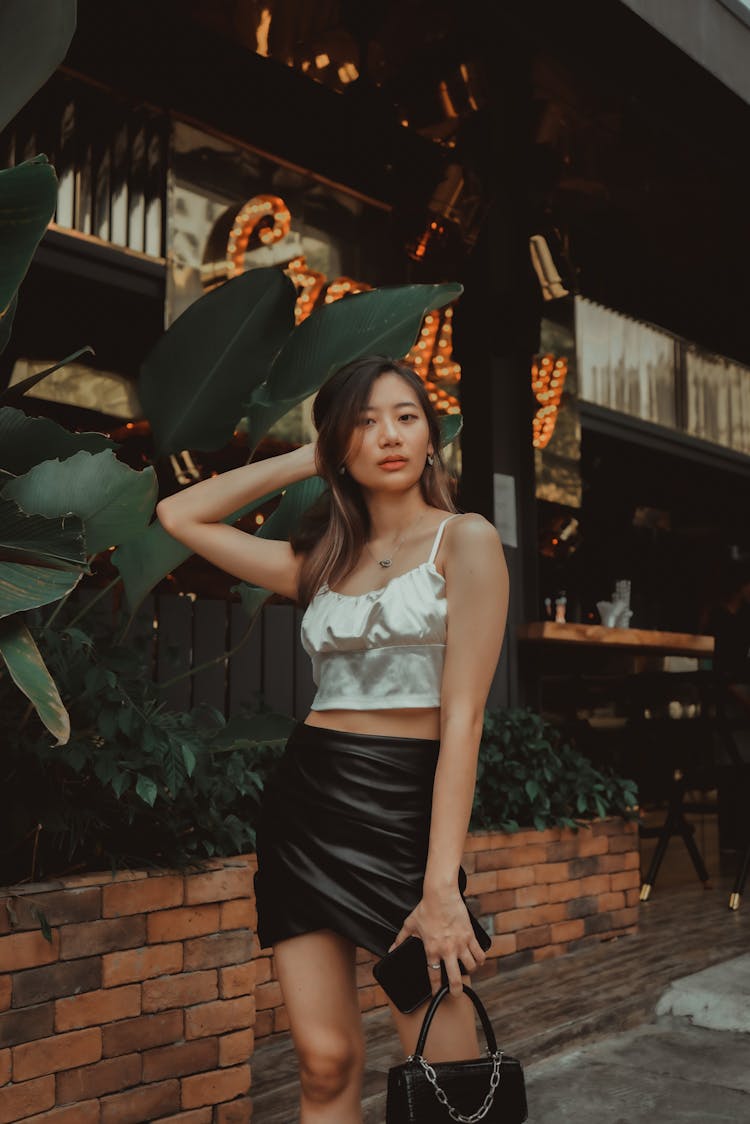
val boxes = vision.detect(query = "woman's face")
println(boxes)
[343,371,433,492]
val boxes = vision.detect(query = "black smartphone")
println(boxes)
[373,908,492,1014]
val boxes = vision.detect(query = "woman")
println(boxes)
[156,354,509,1122]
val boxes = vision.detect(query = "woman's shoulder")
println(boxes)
[444,510,498,541]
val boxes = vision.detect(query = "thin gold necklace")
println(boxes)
[365,511,430,568]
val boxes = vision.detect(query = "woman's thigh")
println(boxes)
[273,928,366,1065]
[385,973,481,1063]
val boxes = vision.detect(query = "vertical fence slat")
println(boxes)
[228,602,263,715]
[155,594,193,712]
[192,598,229,713]
[293,605,315,720]
[262,604,296,716]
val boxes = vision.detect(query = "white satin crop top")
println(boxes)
[300,514,461,710]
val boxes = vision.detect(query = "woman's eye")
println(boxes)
[361,414,418,425]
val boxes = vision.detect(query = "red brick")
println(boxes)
[56,1052,141,1103]
[475,848,517,872]
[142,1038,218,1083]
[545,834,608,862]
[463,833,493,851]
[103,1010,183,1057]
[0,1075,55,1123]
[0,1049,9,1085]
[565,896,600,920]
[2,889,101,932]
[0,1002,54,1048]
[625,887,640,907]
[253,1009,273,1038]
[143,970,218,1013]
[219,900,253,931]
[214,1097,252,1123]
[516,925,551,950]
[465,871,498,894]
[488,934,516,957]
[0,977,9,1013]
[608,834,637,853]
[219,964,254,1000]
[591,817,629,836]
[103,942,183,987]
[184,869,250,906]
[477,890,516,914]
[218,1029,253,1067]
[609,906,639,929]
[599,891,626,913]
[152,1111,212,1124]
[185,997,255,1040]
[534,862,571,884]
[103,876,183,918]
[148,906,219,944]
[181,1063,251,1109]
[12,956,101,1008]
[13,1027,101,1081]
[0,929,60,974]
[101,1078,180,1123]
[550,919,585,943]
[495,867,535,891]
[19,1100,99,1124]
[183,932,253,972]
[254,981,282,1012]
[515,883,550,907]
[600,850,639,872]
[532,944,566,962]
[253,957,272,985]
[567,856,605,879]
[584,912,614,935]
[55,984,141,1031]
[152,1112,212,1124]
[611,869,640,892]
[59,917,146,960]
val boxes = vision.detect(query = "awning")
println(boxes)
[618,0,750,107]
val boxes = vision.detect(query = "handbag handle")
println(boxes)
[413,983,499,1058]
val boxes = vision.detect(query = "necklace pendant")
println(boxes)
[379,559,392,568]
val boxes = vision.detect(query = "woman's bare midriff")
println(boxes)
[303,706,441,740]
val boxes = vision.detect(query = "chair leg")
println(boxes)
[729,843,750,910]
[640,773,711,900]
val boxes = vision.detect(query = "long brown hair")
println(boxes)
[290,355,460,608]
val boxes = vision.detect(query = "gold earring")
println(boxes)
[427,453,434,466]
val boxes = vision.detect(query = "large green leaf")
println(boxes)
[0,497,89,618]
[210,710,297,752]
[112,484,286,615]
[3,450,158,556]
[230,475,327,615]
[0,615,70,745]
[438,413,463,447]
[0,1,76,132]
[0,407,118,475]
[0,293,17,356]
[0,346,96,406]
[0,156,58,316]
[244,282,463,454]
[139,267,297,458]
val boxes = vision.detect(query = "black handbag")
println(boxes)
[385,982,528,1123]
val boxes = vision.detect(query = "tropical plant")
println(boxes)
[470,706,639,833]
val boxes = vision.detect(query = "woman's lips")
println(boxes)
[379,459,407,470]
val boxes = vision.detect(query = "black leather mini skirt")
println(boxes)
[253,720,468,957]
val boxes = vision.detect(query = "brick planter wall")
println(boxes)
[0,857,256,1124]
[1,817,638,1119]
[252,816,640,1044]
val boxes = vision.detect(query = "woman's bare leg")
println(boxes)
[385,972,481,1062]
[273,928,366,1124]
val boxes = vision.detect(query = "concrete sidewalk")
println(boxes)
[524,954,750,1123]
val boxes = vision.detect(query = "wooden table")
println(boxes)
[518,621,714,656]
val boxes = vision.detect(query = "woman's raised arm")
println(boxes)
[155,442,319,601]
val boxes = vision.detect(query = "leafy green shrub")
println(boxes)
[470,706,639,834]
[0,600,291,885]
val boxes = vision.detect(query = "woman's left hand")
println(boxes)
[387,886,485,998]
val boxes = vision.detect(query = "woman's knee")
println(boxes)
[297,1030,365,1104]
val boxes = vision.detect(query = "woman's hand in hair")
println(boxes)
[387,886,484,998]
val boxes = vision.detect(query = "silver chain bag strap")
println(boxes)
[385,983,528,1124]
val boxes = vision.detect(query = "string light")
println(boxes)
[532,353,568,448]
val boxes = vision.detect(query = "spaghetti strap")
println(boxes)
[427,513,461,566]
